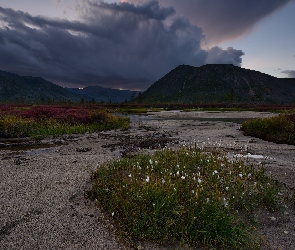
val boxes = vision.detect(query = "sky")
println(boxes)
[0,0,294,90]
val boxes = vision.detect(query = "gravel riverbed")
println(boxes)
[1,111,294,250]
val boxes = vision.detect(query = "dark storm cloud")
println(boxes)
[282,70,295,78]
[94,0,176,20]
[0,1,244,90]
[130,0,293,45]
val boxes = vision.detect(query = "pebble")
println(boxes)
[284,231,289,235]
[270,217,276,221]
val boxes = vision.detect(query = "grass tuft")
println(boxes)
[241,113,295,145]
[91,146,283,249]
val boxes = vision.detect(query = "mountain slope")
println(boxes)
[0,70,79,103]
[140,64,295,104]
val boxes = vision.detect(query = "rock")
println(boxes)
[270,217,276,221]
[76,147,92,152]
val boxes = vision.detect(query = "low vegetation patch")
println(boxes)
[241,113,295,145]
[0,105,129,138]
[91,146,284,249]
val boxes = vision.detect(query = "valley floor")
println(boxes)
[1,111,294,249]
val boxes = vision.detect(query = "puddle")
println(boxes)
[0,142,58,156]
[26,146,58,156]
[0,138,32,143]
[234,153,265,159]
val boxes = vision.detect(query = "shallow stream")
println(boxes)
[128,113,251,124]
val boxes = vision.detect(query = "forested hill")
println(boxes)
[139,64,295,104]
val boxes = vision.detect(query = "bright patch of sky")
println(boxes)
[219,0,295,78]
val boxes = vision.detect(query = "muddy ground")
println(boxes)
[0,111,294,249]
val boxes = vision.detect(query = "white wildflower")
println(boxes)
[198,178,202,184]
[181,176,186,180]
[145,176,150,183]
[223,198,228,207]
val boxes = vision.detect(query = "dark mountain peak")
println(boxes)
[140,64,295,104]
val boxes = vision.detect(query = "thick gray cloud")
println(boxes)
[0,1,244,90]
[206,47,244,65]
[282,70,295,78]
[125,0,293,45]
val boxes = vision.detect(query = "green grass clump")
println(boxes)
[241,114,295,145]
[91,147,283,249]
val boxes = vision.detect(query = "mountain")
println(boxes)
[67,86,139,103]
[140,64,295,104]
[0,70,138,103]
[0,70,79,103]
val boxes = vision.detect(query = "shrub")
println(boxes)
[241,114,295,145]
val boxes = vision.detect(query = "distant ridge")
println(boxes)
[140,64,295,104]
[68,86,138,103]
[0,70,137,103]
